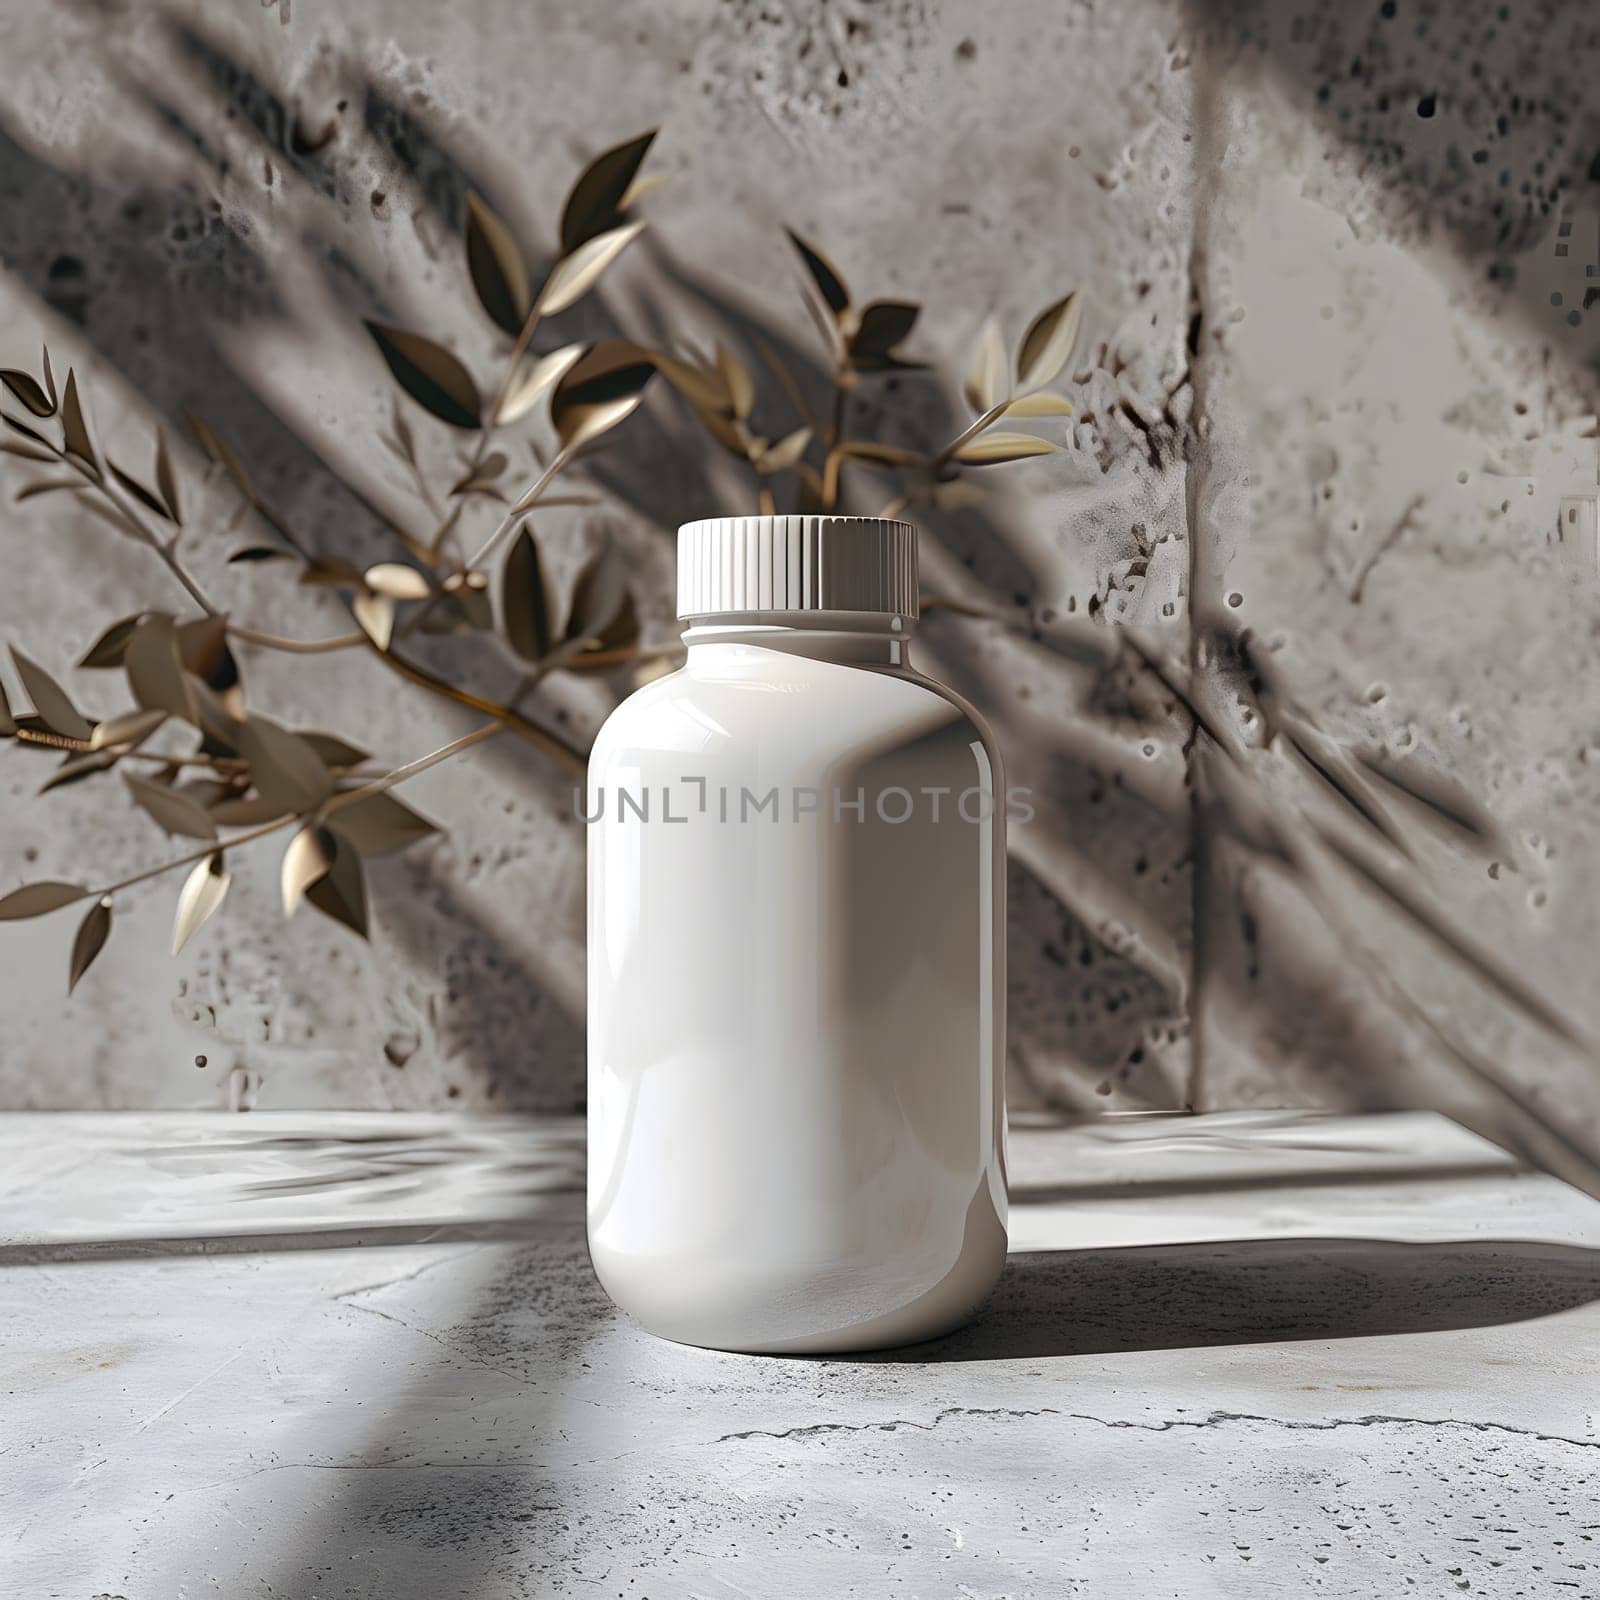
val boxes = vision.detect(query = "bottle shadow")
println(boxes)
[856,1235,1600,1363]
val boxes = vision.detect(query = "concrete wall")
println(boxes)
[0,1,1595,1164]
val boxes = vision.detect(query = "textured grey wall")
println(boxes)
[0,1,1595,1165]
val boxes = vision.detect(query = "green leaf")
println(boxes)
[953,431,1060,466]
[79,613,147,669]
[237,717,333,813]
[785,229,851,317]
[559,129,657,253]
[124,773,218,840]
[124,615,197,724]
[11,648,92,741]
[848,300,919,361]
[59,370,95,465]
[538,221,645,317]
[0,369,54,417]
[502,523,553,662]
[330,790,440,856]
[305,830,369,938]
[172,853,230,956]
[549,341,655,452]
[0,881,88,920]
[365,324,482,430]
[1016,290,1082,393]
[466,191,533,337]
[68,897,113,994]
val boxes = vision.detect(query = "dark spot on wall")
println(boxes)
[955,38,977,62]
[1416,94,1436,118]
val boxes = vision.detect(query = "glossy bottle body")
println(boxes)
[586,614,1007,1353]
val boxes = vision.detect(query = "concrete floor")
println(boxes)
[7,1108,1600,1596]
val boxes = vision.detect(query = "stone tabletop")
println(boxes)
[5,1109,1599,1598]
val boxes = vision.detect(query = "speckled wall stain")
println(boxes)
[0,0,1595,1162]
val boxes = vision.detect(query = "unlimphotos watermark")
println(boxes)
[576,778,1034,825]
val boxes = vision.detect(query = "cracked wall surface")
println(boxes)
[0,0,1596,1142]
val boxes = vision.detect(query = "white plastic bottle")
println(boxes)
[586,514,1006,1352]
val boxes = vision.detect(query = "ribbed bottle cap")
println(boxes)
[677,515,919,620]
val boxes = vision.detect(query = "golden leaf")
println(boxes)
[364,324,482,430]
[40,345,56,409]
[210,793,288,825]
[281,824,337,915]
[502,523,553,662]
[715,343,755,421]
[330,791,440,856]
[172,852,230,955]
[565,543,631,648]
[498,344,586,425]
[0,881,88,920]
[38,750,118,793]
[1016,290,1082,393]
[934,478,988,511]
[297,731,369,769]
[108,460,172,521]
[186,411,256,501]
[11,647,92,741]
[465,190,533,337]
[15,478,79,502]
[298,557,366,588]
[449,451,508,495]
[785,229,851,317]
[90,707,166,751]
[352,592,395,650]
[964,318,1008,412]
[1000,391,1073,418]
[304,829,368,938]
[59,370,95,465]
[758,426,813,474]
[124,772,218,840]
[549,341,655,452]
[124,615,197,724]
[176,616,239,708]
[154,425,181,522]
[848,300,919,363]
[0,368,54,417]
[953,431,1060,466]
[68,897,112,994]
[78,614,148,669]
[538,220,646,317]
[236,717,333,812]
[559,129,657,253]
[0,438,57,463]
[651,351,729,415]
[363,563,432,600]
[836,440,924,466]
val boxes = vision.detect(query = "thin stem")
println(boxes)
[95,813,292,896]
[228,623,365,654]
[324,721,505,812]
[462,449,570,573]
[931,400,1010,471]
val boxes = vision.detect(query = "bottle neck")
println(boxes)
[681,610,917,666]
